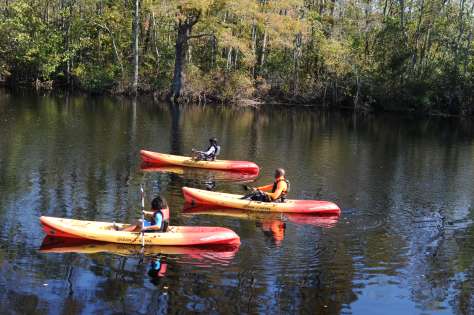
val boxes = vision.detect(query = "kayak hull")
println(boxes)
[182,187,341,215]
[140,150,259,174]
[40,216,240,246]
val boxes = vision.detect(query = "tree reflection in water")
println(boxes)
[0,92,474,313]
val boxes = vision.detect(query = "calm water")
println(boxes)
[1,90,474,314]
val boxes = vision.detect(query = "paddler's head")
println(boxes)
[151,196,168,210]
[209,137,218,145]
[274,168,285,179]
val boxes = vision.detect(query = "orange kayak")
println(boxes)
[140,150,260,174]
[40,216,240,246]
[182,187,341,215]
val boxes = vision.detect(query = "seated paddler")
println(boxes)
[118,196,170,232]
[192,137,220,161]
[242,168,289,202]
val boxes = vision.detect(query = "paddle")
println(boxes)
[242,184,255,191]
[241,184,259,200]
[140,184,145,247]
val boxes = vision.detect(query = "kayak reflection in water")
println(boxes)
[116,196,170,233]
[148,256,168,285]
[242,168,290,202]
[257,220,286,246]
[192,137,220,161]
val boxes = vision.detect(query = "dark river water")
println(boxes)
[1,90,474,314]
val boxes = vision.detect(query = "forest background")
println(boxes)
[0,0,473,114]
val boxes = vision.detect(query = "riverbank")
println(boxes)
[0,85,473,119]
[2,82,472,119]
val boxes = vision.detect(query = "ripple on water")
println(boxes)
[343,207,387,231]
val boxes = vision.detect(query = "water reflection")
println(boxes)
[40,236,238,260]
[182,205,340,246]
[39,236,240,285]
[1,90,474,313]
[140,164,258,184]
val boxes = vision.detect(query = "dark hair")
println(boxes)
[151,196,168,210]
[209,137,217,144]
[275,168,285,177]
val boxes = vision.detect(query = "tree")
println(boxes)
[132,0,140,95]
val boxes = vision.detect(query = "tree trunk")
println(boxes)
[132,0,139,95]
[170,13,200,102]
[170,23,192,101]
[226,47,233,70]
[95,23,125,86]
[251,21,257,77]
[261,29,268,67]
[293,32,302,96]
[151,11,160,67]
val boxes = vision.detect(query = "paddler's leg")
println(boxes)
[117,219,146,232]
[242,190,271,202]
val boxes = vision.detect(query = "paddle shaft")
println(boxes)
[140,185,145,247]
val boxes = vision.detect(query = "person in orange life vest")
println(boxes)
[119,196,170,232]
[243,168,289,202]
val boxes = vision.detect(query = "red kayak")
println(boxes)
[140,150,259,174]
[182,187,341,215]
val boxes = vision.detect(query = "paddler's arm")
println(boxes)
[142,213,163,232]
[204,146,216,156]
[264,181,286,201]
[256,183,273,192]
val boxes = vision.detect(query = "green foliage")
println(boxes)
[0,1,65,81]
[0,0,473,113]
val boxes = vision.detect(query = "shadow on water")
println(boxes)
[0,90,474,313]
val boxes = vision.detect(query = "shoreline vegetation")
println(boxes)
[0,1,473,115]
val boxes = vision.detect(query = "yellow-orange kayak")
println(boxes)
[140,150,259,174]
[40,216,240,246]
[182,187,341,215]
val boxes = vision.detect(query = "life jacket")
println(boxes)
[271,177,290,202]
[150,207,170,232]
[206,144,220,160]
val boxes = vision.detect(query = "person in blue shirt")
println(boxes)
[119,196,170,232]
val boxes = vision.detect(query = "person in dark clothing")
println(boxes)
[192,137,220,161]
